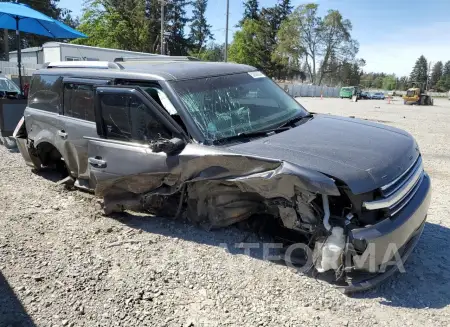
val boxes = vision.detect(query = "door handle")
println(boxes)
[58,130,68,139]
[88,157,107,168]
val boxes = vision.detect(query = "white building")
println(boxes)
[9,42,163,65]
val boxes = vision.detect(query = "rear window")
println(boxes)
[28,74,62,112]
[63,83,95,121]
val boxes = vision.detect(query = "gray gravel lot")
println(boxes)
[1,97,449,326]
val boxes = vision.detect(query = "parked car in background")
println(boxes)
[371,92,385,100]
[360,91,370,99]
[0,74,22,99]
[0,75,25,149]
[339,86,361,99]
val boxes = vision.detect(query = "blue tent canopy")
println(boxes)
[0,2,87,92]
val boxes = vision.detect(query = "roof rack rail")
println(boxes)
[113,56,200,62]
[42,61,123,69]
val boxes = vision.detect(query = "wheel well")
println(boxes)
[35,142,62,165]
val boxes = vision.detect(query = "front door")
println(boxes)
[86,86,185,195]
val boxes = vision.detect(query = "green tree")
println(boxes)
[435,77,450,92]
[228,19,270,70]
[430,61,443,89]
[397,76,409,91]
[409,55,428,87]
[74,0,150,52]
[276,0,294,23]
[189,0,214,54]
[145,0,163,53]
[238,0,260,26]
[251,1,292,77]
[317,9,357,85]
[435,60,450,91]
[196,42,224,61]
[165,0,191,55]
[285,4,357,85]
[372,76,383,89]
[382,75,396,90]
[272,13,302,77]
[443,61,450,76]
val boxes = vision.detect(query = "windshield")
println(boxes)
[170,72,308,142]
[406,90,416,96]
[0,78,20,93]
[341,87,353,92]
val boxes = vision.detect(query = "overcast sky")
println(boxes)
[59,0,450,76]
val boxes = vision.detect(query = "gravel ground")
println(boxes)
[1,97,449,326]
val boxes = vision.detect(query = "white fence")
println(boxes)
[278,83,340,97]
[279,83,450,98]
[0,61,41,76]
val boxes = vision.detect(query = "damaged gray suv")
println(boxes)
[13,59,431,292]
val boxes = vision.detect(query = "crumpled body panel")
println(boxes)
[97,143,339,228]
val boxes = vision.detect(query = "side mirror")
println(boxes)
[151,137,186,155]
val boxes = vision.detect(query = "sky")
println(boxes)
[59,0,450,76]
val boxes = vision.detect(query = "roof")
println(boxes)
[36,61,257,81]
[42,42,163,57]
[9,46,42,54]
[119,61,257,80]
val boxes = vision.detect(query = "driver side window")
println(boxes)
[98,93,171,142]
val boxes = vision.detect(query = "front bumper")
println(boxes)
[341,172,431,293]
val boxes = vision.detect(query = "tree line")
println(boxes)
[228,1,362,85]
[359,56,450,92]
[409,55,450,92]
[73,0,214,57]
[71,0,364,85]
[3,0,449,92]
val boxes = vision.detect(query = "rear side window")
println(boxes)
[28,75,62,112]
[63,83,95,121]
[98,93,171,142]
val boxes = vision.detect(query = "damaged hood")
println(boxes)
[228,114,420,194]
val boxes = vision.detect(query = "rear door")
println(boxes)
[87,86,185,194]
[61,77,110,179]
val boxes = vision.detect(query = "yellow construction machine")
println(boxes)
[403,83,433,105]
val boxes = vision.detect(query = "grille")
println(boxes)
[363,156,424,216]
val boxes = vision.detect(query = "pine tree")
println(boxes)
[409,55,428,86]
[145,0,162,53]
[165,0,191,55]
[430,61,443,88]
[189,0,214,53]
[443,61,450,76]
[238,0,260,26]
[276,0,293,23]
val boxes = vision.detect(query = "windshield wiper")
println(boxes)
[212,127,290,145]
[277,113,313,129]
[211,113,313,145]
